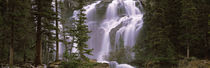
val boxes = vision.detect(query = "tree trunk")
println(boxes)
[55,0,59,61]
[23,43,26,63]
[35,19,42,66]
[44,36,47,64]
[9,0,14,66]
[35,5,42,65]
[9,19,14,67]
[187,40,190,59]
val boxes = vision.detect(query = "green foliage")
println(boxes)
[61,60,97,68]
[179,0,198,41]
[60,50,96,68]
[74,1,92,61]
[0,0,57,65]
[61,51,81,68]
[134,0,176,66]
[0,0,36,64]
[0,0,208,67]
[32,0,58,65]
[60,1,94,67]
[134,0,210,67]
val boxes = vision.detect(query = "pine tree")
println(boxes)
[0,0,32,66]
[55,0,60,61]
[75,0,92,61]
[135,0,175,63]
[33,0,56,66]
[180,0,198,59]
[59,0,78,59]
[0,0,7,63]
[134,0,210,67]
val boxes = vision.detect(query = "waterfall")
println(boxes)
[71,0,143,68]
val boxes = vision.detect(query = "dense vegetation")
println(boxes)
[0,0,93,67]
[134,0,210,67]
[0,0,209,68]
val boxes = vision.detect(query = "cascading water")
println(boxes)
[71,0,143,68]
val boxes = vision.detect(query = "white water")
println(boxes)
[71,0,143,68]
[110,61,135,68]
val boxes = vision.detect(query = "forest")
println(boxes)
[0,0,209,68]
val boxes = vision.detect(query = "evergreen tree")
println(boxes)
[75,0,92,61]
[33,0,56,66]
[0,0,7,63]
[55,0,60,61]
[179,0,198,58]
[7,0,30,66]
[0,0,32,66]
[134,0,210,67]
[134,0,176,66]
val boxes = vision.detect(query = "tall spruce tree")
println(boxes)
[8,0,14,66]
[134,0,175,66]
[135,0,210,67]
[0,0,32,66]
[0,0,8,63]
[75,0,92,61]
[33,0,56,66]
[180,0,198,58]
[55,0,60,61]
